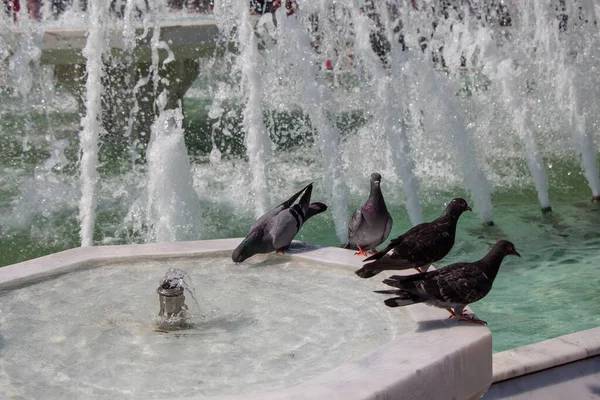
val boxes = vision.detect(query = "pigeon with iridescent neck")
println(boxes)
[355,198,471,278]
[232,183,327,263]
[344,173,393,256]
[374,240,520,325]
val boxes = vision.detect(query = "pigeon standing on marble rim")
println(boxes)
[232,183,327,263]
[355,198,472,278]
[374,240,521,325]
[344,172,393,256]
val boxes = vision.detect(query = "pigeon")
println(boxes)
[374,240,520,325]
[355,198,472,278]
[232,183,327,262]
[344,172,393,256]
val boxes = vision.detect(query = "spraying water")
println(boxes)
[496,59,551,211]
[239,2,271,218]
[146,96,201,242]
[275,6,349,242]
[350,5,423,226]
[78,0,109,246]
[3,0,600,261]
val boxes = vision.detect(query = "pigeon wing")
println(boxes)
[386,263,492,305]
[347,207,364,241]
[391,224,451,263]
[380,213,393,244]
[441,265,493,304]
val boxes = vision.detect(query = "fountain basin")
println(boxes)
[0,239,492,399]
[12,19,220,65]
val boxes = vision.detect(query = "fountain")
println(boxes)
[0,240,492,399]
[1,0,600,397]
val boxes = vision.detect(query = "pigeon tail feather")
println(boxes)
[383,297,422,308]
[280,182,313,209]
[306,202,327,219]
[363,248,389,262]
[355,266,382,278]
[355,257,418,278]
[373,289,399,295]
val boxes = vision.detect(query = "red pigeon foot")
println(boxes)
[354,247,369,256]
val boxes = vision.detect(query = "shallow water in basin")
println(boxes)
[0,255,413,398]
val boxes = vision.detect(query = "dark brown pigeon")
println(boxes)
[355,198,471,278]
[344,173,393,256]
[232,183,327,263]
[374,240,520,325]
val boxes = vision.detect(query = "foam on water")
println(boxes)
[0,255,413,398]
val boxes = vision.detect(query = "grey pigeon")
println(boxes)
[374,240,520,325]
[344,173,393,256]
[355,198,471,278]
[232,183,327,262]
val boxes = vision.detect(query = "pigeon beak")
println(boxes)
[466,206,472,211]
[511,250,521,257]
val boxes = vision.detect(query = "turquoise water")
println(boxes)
[1,79,600,353]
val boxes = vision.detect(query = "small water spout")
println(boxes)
[156,268,195,331]
[158,282,186,318]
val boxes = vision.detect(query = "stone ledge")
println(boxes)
[492,327,600,383]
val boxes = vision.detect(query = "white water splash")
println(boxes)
[496,59,551,209]
[275,7,349,243]
[146,99,202,242]
[239,1,271,218]
[78,0,108,246]
[350,6,423,226]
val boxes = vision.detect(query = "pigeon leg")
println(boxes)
[354,246,370,256]
[276,248,286,254]
[449,309,487,325]
[369,249,378,254]
[457,314,488,325]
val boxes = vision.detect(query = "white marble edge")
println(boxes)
[0,239,492,400]
[11,20,220,56]
[492,326,600,383]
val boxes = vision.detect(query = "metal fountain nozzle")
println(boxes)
[155,268,196,331]
[157,280,187,319]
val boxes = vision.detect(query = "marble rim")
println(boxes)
[492,326,600,383]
